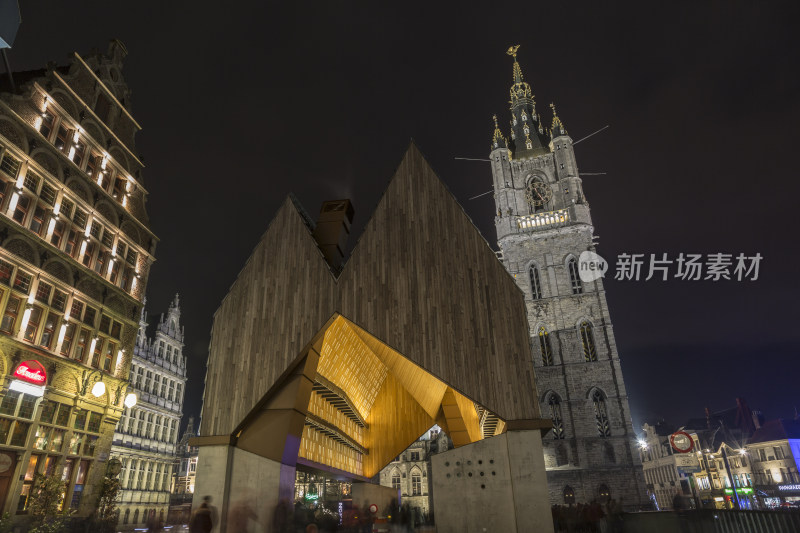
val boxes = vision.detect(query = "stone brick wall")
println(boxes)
[490,137,646,507]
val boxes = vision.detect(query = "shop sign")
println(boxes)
[778,484,800,492]
[13,360,46,385]
[724,487,753,495]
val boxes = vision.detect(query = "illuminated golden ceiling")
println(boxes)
[298,315,498,478]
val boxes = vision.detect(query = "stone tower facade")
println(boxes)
[111,294,187,529]
[488,47,645,506]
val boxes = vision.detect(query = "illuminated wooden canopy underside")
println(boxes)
[297,315,497,478]
[199,143,543,479]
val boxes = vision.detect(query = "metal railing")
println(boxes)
[617,510,800,533]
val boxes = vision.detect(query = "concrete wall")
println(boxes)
[351,482,399,517]
[194,445,290,533]
[431,430,553,533]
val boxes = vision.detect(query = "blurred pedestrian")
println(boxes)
[189,495,215,533]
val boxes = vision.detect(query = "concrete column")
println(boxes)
[431,426,553,533]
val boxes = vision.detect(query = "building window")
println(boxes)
[0,259,12,286]
[547,393,565,440]
[54,126,70,153]
[563,486,575,505]
[30,205,47,236]
[74,328,90,361]
[580,321,597,362]
[410,451,420,461]
[538,326,553,366]
[411,471,421,496]
[39,312,59,350]
[69,460,89,510]
[13,271,32,294]
[1,296,21,334]
[529,265,543,300]
[39,111,56,139]
[599,483,611,503]
[568,258,583,294]
[592,389,611,437]
[391,471,400,491]
[40,183,56,206]
[23,306,43,343]
[50,220,65,248]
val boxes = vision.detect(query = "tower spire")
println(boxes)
[504,45,550,159]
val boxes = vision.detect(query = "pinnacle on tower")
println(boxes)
[491,114,508,150]
[550,102,568,137]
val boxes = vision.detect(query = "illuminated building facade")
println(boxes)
[379,426,451,519]
[168,415,198,523]
[112,295,186,528]
[0,40,155,521]
[488,47,644,506]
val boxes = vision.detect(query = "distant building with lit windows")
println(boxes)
[169,416,198,523]
[0,40,156,524]
[112,295,186,529]
[378,426,451,520]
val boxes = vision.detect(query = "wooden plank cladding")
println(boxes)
[199,142,543,477]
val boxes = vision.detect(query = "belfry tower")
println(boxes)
[489,46,645,506]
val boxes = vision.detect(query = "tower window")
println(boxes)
[568,258,583,294]
[580,321,597,362]
[529,265,542,300]
[547,393,565,439]
[538,326,553,366]
[563,486,575,504]
[592,389,611,437]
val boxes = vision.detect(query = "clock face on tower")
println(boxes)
[525,179,552,208]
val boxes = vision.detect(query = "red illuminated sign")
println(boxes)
[13,360,46,385]
[670,430,694,453]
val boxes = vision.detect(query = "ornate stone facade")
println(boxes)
[378,426,451,520]
[488,47,645,507]
[112,295,187,528]
[0,40,156,524]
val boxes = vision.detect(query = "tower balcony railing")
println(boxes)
[516,208,570,232]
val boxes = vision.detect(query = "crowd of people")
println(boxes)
[551,500,624,533]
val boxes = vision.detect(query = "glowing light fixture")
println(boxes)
[9,380,45,397]
[124,393,138,408]
[91,381,106,398]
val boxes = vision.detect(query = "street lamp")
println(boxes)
[124,393,138,408]
[91,380,106,397]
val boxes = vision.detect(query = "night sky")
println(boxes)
[5,2,799,436]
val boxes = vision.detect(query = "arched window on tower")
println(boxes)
[563,486,575,505]
[592,389,611,437]
[599,483,611,503]
[568,258,583,294]
[391,470,401,491]
[529,265,543,300]
[547,393,565,440]
[580,321,597,362]
[581,320,597,363]
[538,326,553,366]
